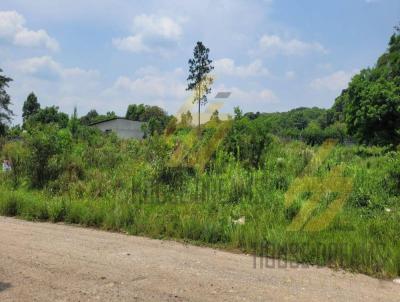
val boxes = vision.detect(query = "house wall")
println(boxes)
[91,119,144,139]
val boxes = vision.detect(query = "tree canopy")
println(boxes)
[126,104,170,135]
[80,110,117,125]
[25,106,69,129]
[0,68,13,136]
[332,25,400,145]
[22,92,40,122]
[186,41,214,133]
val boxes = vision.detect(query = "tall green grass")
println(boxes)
[1,129,399,278]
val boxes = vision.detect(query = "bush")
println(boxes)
[1,141,29,188]
[0,193,18,216]
[224,117,273,167]
[47,198,68,222]
[156,165,195,186]
[302,121,325,145]
[25,125,72,188]
[383,153,400,194]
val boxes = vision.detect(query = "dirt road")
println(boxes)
[0,217,398,302]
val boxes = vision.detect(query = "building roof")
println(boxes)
[88,117,140,126]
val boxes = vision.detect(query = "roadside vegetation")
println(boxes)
[0,27,399,278]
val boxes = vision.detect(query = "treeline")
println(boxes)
[1,25,399,148]
[236,107,347,145]
[1,89,347,147]
[226,25,400,147]
[3,93,173,139]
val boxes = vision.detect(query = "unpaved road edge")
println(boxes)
[0,216,398,302]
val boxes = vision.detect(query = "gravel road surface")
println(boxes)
[0,216,398,301]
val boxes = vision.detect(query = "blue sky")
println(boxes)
[0,0,399,123]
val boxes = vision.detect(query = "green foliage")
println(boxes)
[224,117,273,167]
[3,124,23,139]
[80,109,99,125]
[165,116,177,136]
[1,104,400,278]
[233,106,243,120]
[80,110,116,125]
[25,106,69,129]
[179,111,193,128]
[210,110,220,122]
[332,27,400,146]
[25,124,72,188]
[383,152,400,195]
[1,141,28,187]
[339,70,400,145]
[302,121,325,145]
[126,104,170,135]
[237,106,348,144]
[22,92,40,122]
[125,104,146,121]
[2,26,400,280]
[68,107,79,138]
[187,41,214,131]
[0,68,13,136]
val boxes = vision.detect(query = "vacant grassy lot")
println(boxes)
[1,122,399,278]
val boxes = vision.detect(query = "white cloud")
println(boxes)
[234,87,278,104]
[14,28,59,51]
[103,67,188,113]
[15,56,60,78]
[113,14,183,54]
[132,14,182,40]
[14,56,99,80]
[113,35,148,53]
[110,74,185,99]
[7,56,101,121]
[214,58,269,77]
[0,11,59,51]
[9,58,187,119]
[257,34,326,56]
[310,70,358,92]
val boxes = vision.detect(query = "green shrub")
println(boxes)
[48,198,67,222]
[223,117,273,167]
[25,125,72,188]
[0,193,18,216]
[302,121,325,145]
[383,154,400,194]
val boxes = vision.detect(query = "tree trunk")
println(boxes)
[198,87,201,137]
[198,98,201,136]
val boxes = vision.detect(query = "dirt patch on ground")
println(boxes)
[0,217,398,301]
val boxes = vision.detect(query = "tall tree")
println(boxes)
[186,41,214,135]
[0,68,13,136]
[22,92,40,122]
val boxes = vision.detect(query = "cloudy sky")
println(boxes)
[0,0,399,123]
